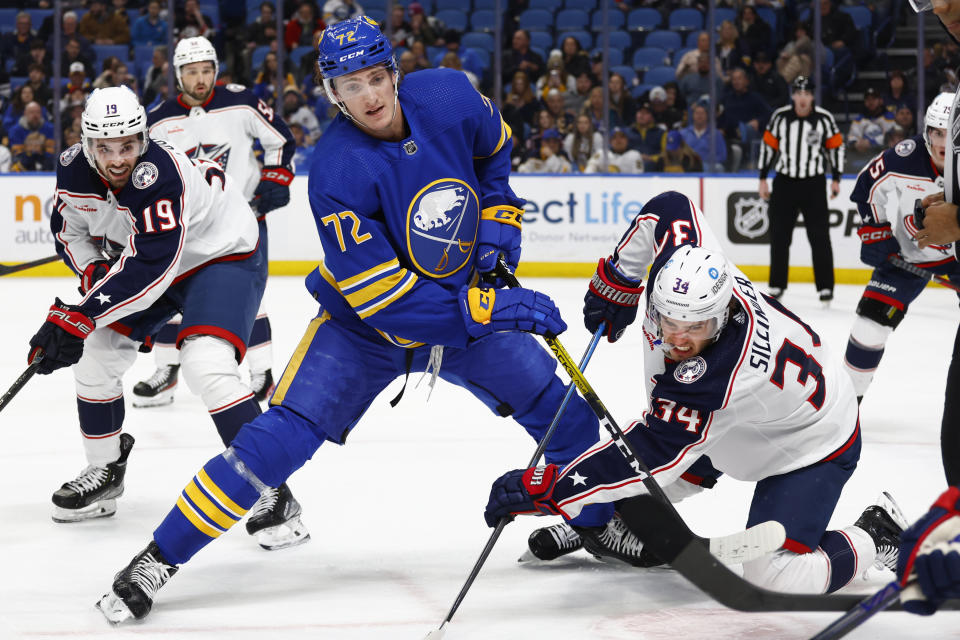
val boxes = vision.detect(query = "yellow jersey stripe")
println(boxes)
[196,469,246,517]
[337,258,401,291]
[375,330,425,348]
[344,268,416,309]
[176,496,224,539]
[185,480,240,529]
[272,312,330,405]
[356,271,418,319]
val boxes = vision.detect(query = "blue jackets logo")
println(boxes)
[675,356,707,383]
[406,179,478,277]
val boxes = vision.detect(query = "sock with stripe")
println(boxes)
[153,452,261,565]
[78,397,125,466]
[211,397,261,447]
[819,526,876,593]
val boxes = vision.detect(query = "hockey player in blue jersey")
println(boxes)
[95,16,606,623]
[844,92,959,403]
[26,87,284,540]
[134,36,295,409]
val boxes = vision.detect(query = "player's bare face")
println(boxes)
[929,127,947,169]
[659,316,715,360]
[336,65,403,140]
[932,0,960,39]
[92,134,141,189]
[180,61,215,105]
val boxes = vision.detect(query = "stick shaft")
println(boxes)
[0,255,61,276]
[0,360,42,413]
[889,256,960,292]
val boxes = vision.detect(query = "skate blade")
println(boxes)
[96,591,134,625]
[518,549,537,563]
[255,516,311,551]
[52,499,117,523]
[131,389,176,408]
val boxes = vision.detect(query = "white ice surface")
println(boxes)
[1,276,958,640]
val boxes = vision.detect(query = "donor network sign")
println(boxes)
[509,175,699,264]
[0,175,58,262]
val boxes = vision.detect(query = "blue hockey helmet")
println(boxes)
[316,16,396,81]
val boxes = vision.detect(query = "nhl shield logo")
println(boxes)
[674,356,707,384]
[731,195,769,241]
[406,178,479,277]
[131,162,159,189]
[60,143,81,166]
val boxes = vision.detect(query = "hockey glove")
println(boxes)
[253,166,293,215]
[476,205,523,288]
[459,285,566,340]
[484,464,562,527]
[28,298,95,374]
[583,257,644,343]
[857,222,900,267]
[898,486,960,615]
[79,260,110,294]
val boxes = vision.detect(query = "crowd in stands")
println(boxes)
[0,0,954,174]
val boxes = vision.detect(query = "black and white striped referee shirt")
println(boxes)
[758,105,845,180]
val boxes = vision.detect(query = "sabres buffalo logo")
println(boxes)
[406,178,479,277]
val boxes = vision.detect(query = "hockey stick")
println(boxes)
[495,257,786,561]
[621,494,960,612]
[0,355,43,414]
[424,324,607,640]
[807,581,903,639]
[888,256,960,293]
[0,255,61,276]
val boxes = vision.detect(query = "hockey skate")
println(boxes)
[245,483,310,550]
[132,365,179,408]
[520,522,583,562]
[819,289,834,309]
[854,491,909,572]
[96,541,178,624]
[250,368,275,403]
[52,433,134,523]
[574,513,664,568]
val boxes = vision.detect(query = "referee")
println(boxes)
[758,75,844,305]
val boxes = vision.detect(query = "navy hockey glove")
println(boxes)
[28,298,95,374]
[459,285,566,339]
[583,257,644,343]
[857,222,900,267]
[79,260,109,294]
[476,205,523,288]
[898,486,960,615]
[253,166,293,215]
[484,464,562,527]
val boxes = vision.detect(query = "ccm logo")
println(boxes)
[339,49,365,62]
[861,230,892,241]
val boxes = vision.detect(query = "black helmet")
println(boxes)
[792,75,814,94]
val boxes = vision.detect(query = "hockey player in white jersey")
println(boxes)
[29,86,307,550]
[486,191,909,594]
[844,92,958,402]
[134,36,295,408]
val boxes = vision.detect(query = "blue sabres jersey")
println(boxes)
[305,69,520,348]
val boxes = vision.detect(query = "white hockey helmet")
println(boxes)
[80,86,148,174]
[649,245,734,343]
[173,36,219,89]
[924,92,952,156]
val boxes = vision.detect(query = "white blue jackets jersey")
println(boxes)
[305,69,520,349]
[851,135,953,267]
[551,191,859,519]
[51,138,260,327]
[146,85,295,201]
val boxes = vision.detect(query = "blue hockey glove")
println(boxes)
[857,222,900,267]
[898,486,960,615]
[79,260,109,294]
[476,205,523,288]
[485,464,562,527]
[253,166,293,215]
[459,286,566,339]
[583,258,644,343]
[28,298,95,374]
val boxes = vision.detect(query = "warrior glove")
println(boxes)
[583,257,644,343]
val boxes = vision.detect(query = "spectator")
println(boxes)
[777,22,822,84]
[323,0,364,26]
[738,5,773,59]
[820,0,858,60]
[565,71,595,115]
[52,12,93,59]
[719,67,772,169]
[12,39,52,79]
[59,90,87,132]
[628,102,666,166]
[398,50,418,76]
[61,37,95,80]
[439,52,478,90]
[25,63,53,112]
[288,122,314,169]
[848,87,897,160]
[282,85,321,144]
[79,0,130,45]
[111,0,132,27]
[1,12,35,64]
[608,72,636,125]
[681,101,727,171]
[676,31,721,80]
[408,40,432,71]
[663,81,687,119]
[560,35,590,79]
[544,88,575,136]
[647,86,681,129]
[584,126,644,174]
[65,62,92,95]
[677,53,722,107]
[565,113,604,171]
[405,4,437,47]
[520,108,556,167]
[883,70,914,113]
[2,85,38,133]
[518,128,573,173]
[439,30,482,81]
[884,125,906,149]
[93,55,122,89]
[388,4,411,47]
[536,51,574,98]
[142,45,168,105]
[581,86,621,134]
[286,2,325,51]
[113,62,138,94]
[247,2,278,52]
[502,70,538,144]
[11,131,54,172]
[893,104,915,136]
[503,29,544,86]
[63,127,81,151]
[0,140,10,172]
[748,51,789,109]
[655,129,703,172]
[175,0,214,39]
[253,51,296,108]
[716,20,747,81]
[8,102,54,156]
[131,0,168,48]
